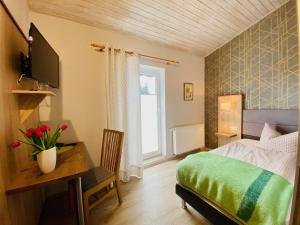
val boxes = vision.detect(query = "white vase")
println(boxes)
[37,147,57,174]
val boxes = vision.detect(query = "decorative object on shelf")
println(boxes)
[10,123,68,174]
[184,83,193,101]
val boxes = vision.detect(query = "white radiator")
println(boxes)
[172,123,205,155]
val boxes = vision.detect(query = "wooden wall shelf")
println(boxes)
[215,132,237,138]
[12,90,56,123]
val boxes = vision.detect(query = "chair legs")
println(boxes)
[115,180,122,204]
[83,179,122,224]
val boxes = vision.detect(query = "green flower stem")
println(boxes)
[18,139,44,151]
[40,135,46,150]
[49,128,61,148]
[23,136,45,150]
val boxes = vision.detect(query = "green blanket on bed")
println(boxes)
[176,152,293,225]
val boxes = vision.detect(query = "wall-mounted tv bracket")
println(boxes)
[18,36,33,85]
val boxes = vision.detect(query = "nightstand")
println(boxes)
[215,132,238,147]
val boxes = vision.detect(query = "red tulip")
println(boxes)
[11,141,21,148]
[60,124,68,130]
[25,129,33,138]
[39,124,50,132]
[34,128,43,138]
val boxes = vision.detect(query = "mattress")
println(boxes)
[211,139,296,184]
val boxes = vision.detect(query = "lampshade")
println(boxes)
[220,102,232,111]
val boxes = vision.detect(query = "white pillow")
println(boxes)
[260,123,282,142]
[258,131,298,153]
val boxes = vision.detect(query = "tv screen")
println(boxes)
[29,23,59,88]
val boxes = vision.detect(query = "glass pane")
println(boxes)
[140,75,156,95]
[140,75,159,155]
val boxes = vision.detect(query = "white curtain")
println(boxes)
[105,46,143,182]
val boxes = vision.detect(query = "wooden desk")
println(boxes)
[6,142,89,225]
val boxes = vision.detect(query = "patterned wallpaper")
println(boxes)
[205,0,298,148]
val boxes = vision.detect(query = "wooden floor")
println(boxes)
[40,159,211,225]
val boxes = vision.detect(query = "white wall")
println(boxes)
[30,12,205,167]
[2,0,29,35]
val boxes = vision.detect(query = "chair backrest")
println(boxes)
[100,129,124,176]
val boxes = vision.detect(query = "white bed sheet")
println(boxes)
[211,139,296,184]
[210,139,296,225]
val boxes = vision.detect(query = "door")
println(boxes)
[140,66,163,159]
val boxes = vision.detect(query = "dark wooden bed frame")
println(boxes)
[176,109,298,225]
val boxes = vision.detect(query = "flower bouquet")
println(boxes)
[11,123,68,174]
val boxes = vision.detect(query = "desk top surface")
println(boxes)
[6,142,89,194]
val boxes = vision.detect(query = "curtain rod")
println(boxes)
[91,43,180,65]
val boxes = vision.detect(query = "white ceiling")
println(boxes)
[28,0,289,56]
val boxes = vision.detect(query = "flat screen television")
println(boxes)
[28,23,59,88]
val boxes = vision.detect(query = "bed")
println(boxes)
[176,109,298,225]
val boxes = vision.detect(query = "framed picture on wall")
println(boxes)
[184,83,193,101]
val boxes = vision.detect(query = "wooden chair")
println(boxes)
[82,129,124,224]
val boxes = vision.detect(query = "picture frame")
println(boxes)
[184,83,193,101]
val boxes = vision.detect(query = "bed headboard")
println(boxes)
[242,109,298,140]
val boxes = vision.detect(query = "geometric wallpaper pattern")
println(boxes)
[205,0,298,148]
